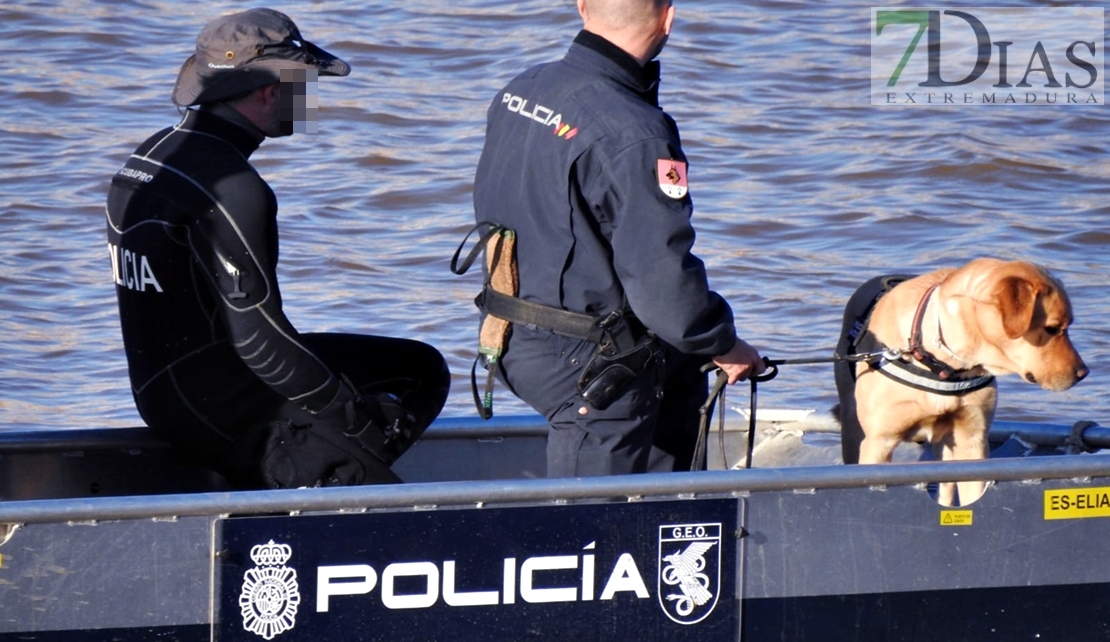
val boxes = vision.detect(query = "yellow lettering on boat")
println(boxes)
[1044,487,1110,520]
[940,510,973,526]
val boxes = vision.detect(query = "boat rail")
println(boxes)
[2,447,1108,525]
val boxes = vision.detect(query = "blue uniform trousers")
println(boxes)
[498,325,708,477]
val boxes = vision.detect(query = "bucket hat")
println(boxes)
[172,8,350,107]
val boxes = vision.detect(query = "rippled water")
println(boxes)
[1,0,1107,431]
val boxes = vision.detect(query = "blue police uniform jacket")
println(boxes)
[474,30,737,357]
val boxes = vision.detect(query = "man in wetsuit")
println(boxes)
[471,0,765,477]
[106,8,450,488]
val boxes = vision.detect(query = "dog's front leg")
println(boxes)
[858,433,901,463]
[854,376,915,464]
[948,405,993,506]
[856,408,907,464]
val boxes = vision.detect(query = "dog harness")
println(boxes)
[850,280,995,396]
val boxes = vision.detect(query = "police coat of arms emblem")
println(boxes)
[658,523,721,625]
[240,539,301,639]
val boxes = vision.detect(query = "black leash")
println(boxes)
[692,355,842,471]
[691,364,728,471]
[690,334,990,470]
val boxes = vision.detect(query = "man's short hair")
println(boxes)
[586,0,672,30]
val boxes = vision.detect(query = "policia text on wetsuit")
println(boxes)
[106,9,449,488]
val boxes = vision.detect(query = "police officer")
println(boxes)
[107,8,450,488]
[471,0,765,477]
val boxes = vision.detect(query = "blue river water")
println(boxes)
[0,0,1106,430]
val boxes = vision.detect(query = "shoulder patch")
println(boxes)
[657,159,688,199]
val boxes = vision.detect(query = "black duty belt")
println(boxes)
[452,221,644,419]
[477,287,606,344]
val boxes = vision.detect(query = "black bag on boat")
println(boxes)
[258,418,402,488]
[256,389,418,488]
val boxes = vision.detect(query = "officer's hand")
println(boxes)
[712,338,765,385]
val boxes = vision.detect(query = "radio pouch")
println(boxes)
[576,311,659,411]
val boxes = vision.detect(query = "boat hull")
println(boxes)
[1,414,1108,640]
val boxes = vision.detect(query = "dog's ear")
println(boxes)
[991,275,1037,339]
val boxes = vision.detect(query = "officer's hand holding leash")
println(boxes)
[694,348,777,472]
[712,337,766,384]
[696,350,845,470]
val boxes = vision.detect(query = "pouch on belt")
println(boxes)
[450,223,517,419]
[576,310,659,411]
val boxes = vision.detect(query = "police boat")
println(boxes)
[0,410,1108,641]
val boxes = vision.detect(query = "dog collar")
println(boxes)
[931,290,968,365]
[867,282,994,395]
[908,284,963,380]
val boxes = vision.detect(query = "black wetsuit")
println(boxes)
[106,105,449,487]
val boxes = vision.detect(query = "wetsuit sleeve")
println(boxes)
[586,137,738,356]
[193,178,351,415]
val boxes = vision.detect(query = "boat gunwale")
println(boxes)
[1,453,1106,525]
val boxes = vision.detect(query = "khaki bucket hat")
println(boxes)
[172,8,350,107]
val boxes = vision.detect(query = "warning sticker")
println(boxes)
[940,510,973,526]
[1044,487,1110,520]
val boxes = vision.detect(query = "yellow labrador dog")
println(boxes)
[834,258,1088,506]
